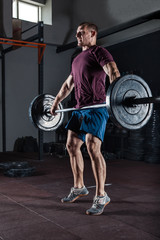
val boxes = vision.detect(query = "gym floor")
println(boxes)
[0,152,160,240]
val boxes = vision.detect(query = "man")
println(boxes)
[50,22,120,216]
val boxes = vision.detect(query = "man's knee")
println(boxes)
[66,141,77,154]
[86,135,101,157]
[66,131,83,155]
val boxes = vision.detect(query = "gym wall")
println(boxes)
[103,30,160,161]
[107,30,160,97]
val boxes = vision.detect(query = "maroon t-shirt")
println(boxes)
[71,45,114,108]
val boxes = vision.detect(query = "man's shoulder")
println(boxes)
[91,45,109,54]
[90,45,113,65]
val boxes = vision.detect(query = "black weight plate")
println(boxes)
[0,161,29,170]
[106,75,153,130]
[29,94,64,131]
[4,167,36,177]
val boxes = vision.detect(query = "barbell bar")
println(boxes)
[44,96,160,116]
[47,103,107,114]
[29,74,155,131]
[123,96,160,106]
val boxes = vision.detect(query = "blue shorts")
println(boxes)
[65,107,109,142]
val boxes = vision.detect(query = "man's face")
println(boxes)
[76,25,92,47]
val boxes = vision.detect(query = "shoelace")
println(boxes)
[92,197,101,208]
[68,187,82,198]
[67,187,75,198]
[92,195,106,209]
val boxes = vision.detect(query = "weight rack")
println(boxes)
[0,21,45,160]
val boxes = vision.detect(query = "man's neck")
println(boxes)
[82,43,96,51]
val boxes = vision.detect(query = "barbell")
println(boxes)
[29,74,157,131]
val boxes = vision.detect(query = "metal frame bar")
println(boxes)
[21,23,39,34]
[0,38,46,64]
[1,52,6,152]
[38,21,44,160]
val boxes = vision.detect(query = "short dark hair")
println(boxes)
[78,22,98,34]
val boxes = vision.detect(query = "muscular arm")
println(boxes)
[103,61,120,84]
[50,74,74,114]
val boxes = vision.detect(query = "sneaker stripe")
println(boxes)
[69,193,89,203]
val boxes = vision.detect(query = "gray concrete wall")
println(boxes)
[45,0,160,45]
[0,45,75,151]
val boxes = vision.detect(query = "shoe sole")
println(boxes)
[86,200,110,216]
[61,193,89,203]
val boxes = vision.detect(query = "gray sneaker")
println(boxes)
[86,192,110,215]
[61,186,89,203]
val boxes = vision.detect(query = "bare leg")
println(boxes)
[66,130,84,188]
[86,134,106,196]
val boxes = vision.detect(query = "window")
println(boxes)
[12,0,52,25]
[12,0,42,23]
